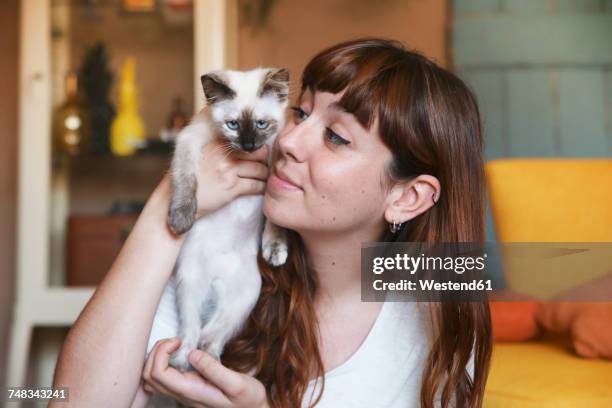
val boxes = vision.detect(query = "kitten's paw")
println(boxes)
[169,345,194,372]
[168,202,196,235]
[262,239,288,266]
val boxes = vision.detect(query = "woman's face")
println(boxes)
[263,88,394,238]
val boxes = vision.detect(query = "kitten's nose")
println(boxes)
[242,141,256,152]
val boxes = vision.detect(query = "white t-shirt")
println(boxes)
[148,286,473,407]
[147,280,180,356]
[301,301,434,408]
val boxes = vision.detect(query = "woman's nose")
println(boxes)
[277,120,312,163]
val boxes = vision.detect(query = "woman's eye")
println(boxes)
[255,120,269,129]
[325,128,350,146]
[225,120,239,130]
[290,106,308,122]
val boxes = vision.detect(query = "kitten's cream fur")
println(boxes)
[147,68,289,371]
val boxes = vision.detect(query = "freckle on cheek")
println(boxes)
[321,195,326,199]
[332,217,336,221]
[361,190,365,194]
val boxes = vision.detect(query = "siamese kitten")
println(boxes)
[147,68,290,371]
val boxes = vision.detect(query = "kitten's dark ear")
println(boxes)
[201,72,236,104]
[259,68,290,102]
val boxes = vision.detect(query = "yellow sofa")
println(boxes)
[483,159,612,407]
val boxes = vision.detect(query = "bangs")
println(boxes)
[300,38,411,131]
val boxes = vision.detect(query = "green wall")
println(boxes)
[452,1,612,285]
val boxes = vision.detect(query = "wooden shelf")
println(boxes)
[67,152,171,180]
[52,153,171,215]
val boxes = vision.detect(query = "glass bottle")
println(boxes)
[52,71,91,156]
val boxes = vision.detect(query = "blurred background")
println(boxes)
[0,0,611,406]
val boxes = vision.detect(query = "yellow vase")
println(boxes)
[111,58,146,156]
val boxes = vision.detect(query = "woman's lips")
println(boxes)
[269,168,302,191]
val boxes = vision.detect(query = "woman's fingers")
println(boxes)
[232,150,270,196]
[151,338,181,381]
[231,144,269,164]
[152,366,228,407]
[235,161,269,181]
[142,382,155,394]
[188,350,244,398]
[143,338,178,395]
[177,371,229,406]
[144,339,229,406]
[192,141,270,217]
[143,340,267,407]
[235,178,266,197]
[143,339,165,386]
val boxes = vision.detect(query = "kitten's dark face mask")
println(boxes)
[201,68,289,152]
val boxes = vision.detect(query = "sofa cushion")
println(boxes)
[485,336,612,407]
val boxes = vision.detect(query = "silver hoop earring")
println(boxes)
[389,220,402,234]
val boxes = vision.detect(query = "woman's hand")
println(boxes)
[194,140,270,218]
[143,338,269,408]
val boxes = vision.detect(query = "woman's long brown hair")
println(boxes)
[223,38,492,408]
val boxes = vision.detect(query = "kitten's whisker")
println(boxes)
[207,144,225,158]
[209,141,238,163]
[221,145,237,162]
[209,141,234,158]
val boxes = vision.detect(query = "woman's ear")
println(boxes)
[384,175,440,225]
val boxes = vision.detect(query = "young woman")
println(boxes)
[52,38,492,408]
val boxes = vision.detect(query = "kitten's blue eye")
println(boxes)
[290,106,308,122]
[326,127,350,146]
[225,120,239,130]
[255,120,269,129]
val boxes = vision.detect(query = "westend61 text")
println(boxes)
[373,279,493,292]
[371,253,487,275]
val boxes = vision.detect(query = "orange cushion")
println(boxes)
[491,300,542,342]
[537,302,612,359]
